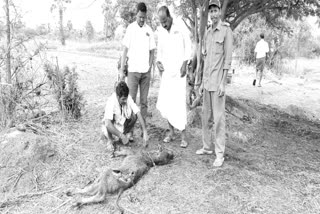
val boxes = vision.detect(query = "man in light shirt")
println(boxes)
[156,6,191,148]
[119,2,156,133]
[253,33,269,87]
[101,81,149,151]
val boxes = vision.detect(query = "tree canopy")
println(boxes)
[176,0,320,31]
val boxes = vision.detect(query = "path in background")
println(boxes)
[229,59,320,121]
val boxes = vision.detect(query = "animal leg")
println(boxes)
[75,191,106,208]
[116,188,125,214]
[114,149,133,157]
[73,182,100,196]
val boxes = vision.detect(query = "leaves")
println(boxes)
[174,0,320,31]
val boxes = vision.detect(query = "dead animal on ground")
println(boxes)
[66,146,174,213]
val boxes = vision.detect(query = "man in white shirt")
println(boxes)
[119,2,156,126]
[101,81,149,151]
[156,6,191,148]
[253,33,269,87]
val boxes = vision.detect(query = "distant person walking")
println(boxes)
[119,2,156,133]
[253,33,269,87]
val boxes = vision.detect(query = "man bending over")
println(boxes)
[101,81,149,151]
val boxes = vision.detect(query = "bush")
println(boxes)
[44,64,85,119]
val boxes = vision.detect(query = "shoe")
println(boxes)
[253,79,256,86]
[163,134,175,143]
[126,132,134,142]
[196,148,213,155]
[213,157,224,167]
[180,140,188,148]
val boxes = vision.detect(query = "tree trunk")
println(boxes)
[5,0,11,84]
[221,0,230,21]
[59,7,65,46]
[195,0,209,86]
[104,14,109,41]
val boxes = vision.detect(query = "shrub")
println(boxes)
[44,64,85,119]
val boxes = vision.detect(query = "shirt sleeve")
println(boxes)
[149,28,156,51]
[156,29,163,63]
[223,27,233,70]
[103,97,114,121]
[203,29,208,54]
[181,26,192,61]
[254,42,258,53]
[122,24,131,49]
[128,95,140,114]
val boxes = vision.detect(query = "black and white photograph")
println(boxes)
[0,0,320,213]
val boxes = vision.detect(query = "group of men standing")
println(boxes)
[102,0,233,167]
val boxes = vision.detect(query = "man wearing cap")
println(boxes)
[196,0,233,167]
[119,2,156,136]
[253,33,269,87]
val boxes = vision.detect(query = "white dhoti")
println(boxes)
[157,71,187,131]
[155,20,191,131]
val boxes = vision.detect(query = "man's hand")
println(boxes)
[142,130,149,147]
[180,62,187,78]
[156,61,164,72]
[199,82,204,96]
[218,83,225,97]
[120,133,129,145]
[119,68,126,81]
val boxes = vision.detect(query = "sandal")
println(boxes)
[126,132,134,142]
[163,135,174,143]
[180,140,188,148]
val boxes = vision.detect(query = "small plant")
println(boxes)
[44,63,85,119]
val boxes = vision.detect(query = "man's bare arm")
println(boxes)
[120,47,129,80]
[106,119,124,139]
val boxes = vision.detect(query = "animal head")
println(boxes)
[151,147,174,166]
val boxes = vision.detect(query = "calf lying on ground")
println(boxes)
[67,147,174,213]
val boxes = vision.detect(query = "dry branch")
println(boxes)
[0,186,63,209]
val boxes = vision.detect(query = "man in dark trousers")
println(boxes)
[119,2,156,139]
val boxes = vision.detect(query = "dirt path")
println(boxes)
[1,50,320,214]
[228,60,320,121]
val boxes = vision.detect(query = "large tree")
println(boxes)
[177,0,320,32]
[51,0,71,46]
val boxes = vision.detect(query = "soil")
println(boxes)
[0,45,320,214]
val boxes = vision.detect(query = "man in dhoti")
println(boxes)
[156,6,191,148]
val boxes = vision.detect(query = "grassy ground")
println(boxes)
[0,41,320,214]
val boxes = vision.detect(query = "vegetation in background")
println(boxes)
[234,15,320,75]
[44,63,85,120]
[85,21,95,42]
[50,0,71,45]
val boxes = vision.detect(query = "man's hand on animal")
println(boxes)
[142,130,149,147]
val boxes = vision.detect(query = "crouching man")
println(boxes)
[101,81,149,151]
